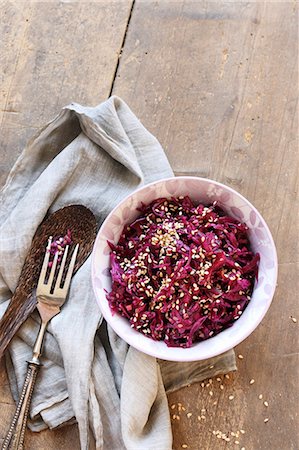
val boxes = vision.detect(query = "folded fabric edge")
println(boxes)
[28,413,77,432]
[165,362,237,395]
[159,349,237,394]
[30,390,71,421]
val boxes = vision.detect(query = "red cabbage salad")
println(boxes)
[48,230,72,267]
[107,196,259,348]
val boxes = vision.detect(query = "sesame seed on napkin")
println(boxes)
[0,96,236,450]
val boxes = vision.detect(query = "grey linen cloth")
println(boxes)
[0,96,236,450]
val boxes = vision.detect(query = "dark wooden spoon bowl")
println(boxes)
[0,205,97,359]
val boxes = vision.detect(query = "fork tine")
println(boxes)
[60,244,79,293]
[47,251,59,290]
[55,245,69,289]
[38,237,52,286]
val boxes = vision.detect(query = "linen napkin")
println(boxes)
[0,96,236,450]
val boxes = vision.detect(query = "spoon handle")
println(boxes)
[0,294,36,360]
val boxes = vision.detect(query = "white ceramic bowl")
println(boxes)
[92,177,278,361]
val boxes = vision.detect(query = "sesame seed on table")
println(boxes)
[0,1,298,450]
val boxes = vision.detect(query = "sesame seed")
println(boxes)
[259,394,263,399]
[240,429,245,434]
[209,365,214,369]
[264,418,269,423]
[238,354,244,359]
[241,447,246,450]
[216,377,221,382]
[249,379,255,385]
[264,401,269,407]
[220,385,224,390]
[228,395,234,400]
[235,441,240,445]
[197,415,201,421]
[170,404,176,409]
[291,316,297,323]
[187,412,192,418]
[225,374,230,379]
[182,445,188,449]
[209,391,213,396]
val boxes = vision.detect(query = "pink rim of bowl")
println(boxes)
[91,176,278,362]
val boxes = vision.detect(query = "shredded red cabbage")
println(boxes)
[48,230,72,267]
[106,196,259,348]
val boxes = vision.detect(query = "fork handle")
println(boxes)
[2,320,48,450]
[2,361,40,450]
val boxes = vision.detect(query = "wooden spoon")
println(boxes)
[0,205,97,359]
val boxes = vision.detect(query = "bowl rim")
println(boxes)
[91,176,278,361]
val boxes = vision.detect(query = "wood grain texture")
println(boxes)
[0,1,132,448]
[112,1,298,449]
[0,0,298,449]
[0,0,133,188]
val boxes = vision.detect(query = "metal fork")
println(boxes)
[2,237,79,450]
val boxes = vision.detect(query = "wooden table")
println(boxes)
[0,1,298,449]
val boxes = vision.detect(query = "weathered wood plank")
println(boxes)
[0,1,132,448]
[113,1,298,449]
[1,1,298,449]
[0,0,133,188]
